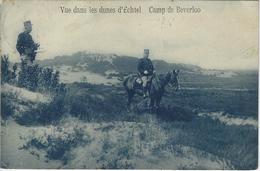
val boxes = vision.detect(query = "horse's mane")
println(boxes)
[152,72,171,90]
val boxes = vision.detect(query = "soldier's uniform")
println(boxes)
[16,21,38,65]
[137,49,154,97]
[137,58,154,76]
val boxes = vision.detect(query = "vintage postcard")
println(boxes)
[0,0,258,169]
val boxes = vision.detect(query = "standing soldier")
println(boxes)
[137,49,155,98]
[16,20,40,65]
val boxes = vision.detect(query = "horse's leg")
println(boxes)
[149,97,155,113]
[155,96,162,113]
[127,90,134,110]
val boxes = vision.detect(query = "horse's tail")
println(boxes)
[123,76,129,89]
[123,74,137,91]
[118,72,133,81]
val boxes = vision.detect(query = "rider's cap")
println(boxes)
[24,20,32,27]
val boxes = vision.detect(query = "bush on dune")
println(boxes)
[1,55,17,84]
[1,91,16,119]
[1,54,66,94]
[157,104,195,122]
[64,85,127,121]
[15,94,66,125]
[21,122,91,163]
[1,55,67,125]
[165,117,257,169]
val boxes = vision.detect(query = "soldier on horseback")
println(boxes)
[16,20,40,65]
[137,49,155,98]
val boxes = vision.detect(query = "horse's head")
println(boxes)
[169,69,180,91]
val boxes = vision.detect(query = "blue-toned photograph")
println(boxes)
[1,0,258,169]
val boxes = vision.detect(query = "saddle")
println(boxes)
[135,73,155,89]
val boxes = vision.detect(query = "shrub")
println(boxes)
[166,116,258,169]
[157,104,195,122]
[1,55,16,84]
[18,64,64,93]
[1,91,16,119]
[21,124,91,163]
[15,94,66,125]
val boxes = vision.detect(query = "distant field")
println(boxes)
[167,88,258,118]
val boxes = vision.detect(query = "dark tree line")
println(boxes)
[1,55,66,94]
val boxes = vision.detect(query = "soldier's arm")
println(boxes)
[28,34,38,50]
[16,34,25,55]
[149,59,154,72]
[32,39,40,50]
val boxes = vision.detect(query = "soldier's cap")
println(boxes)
[144,49,149,52]
[24,20,32,26]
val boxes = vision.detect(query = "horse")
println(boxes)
[123,70,180,112]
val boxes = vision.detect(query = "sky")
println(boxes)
[1,0,258,70]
